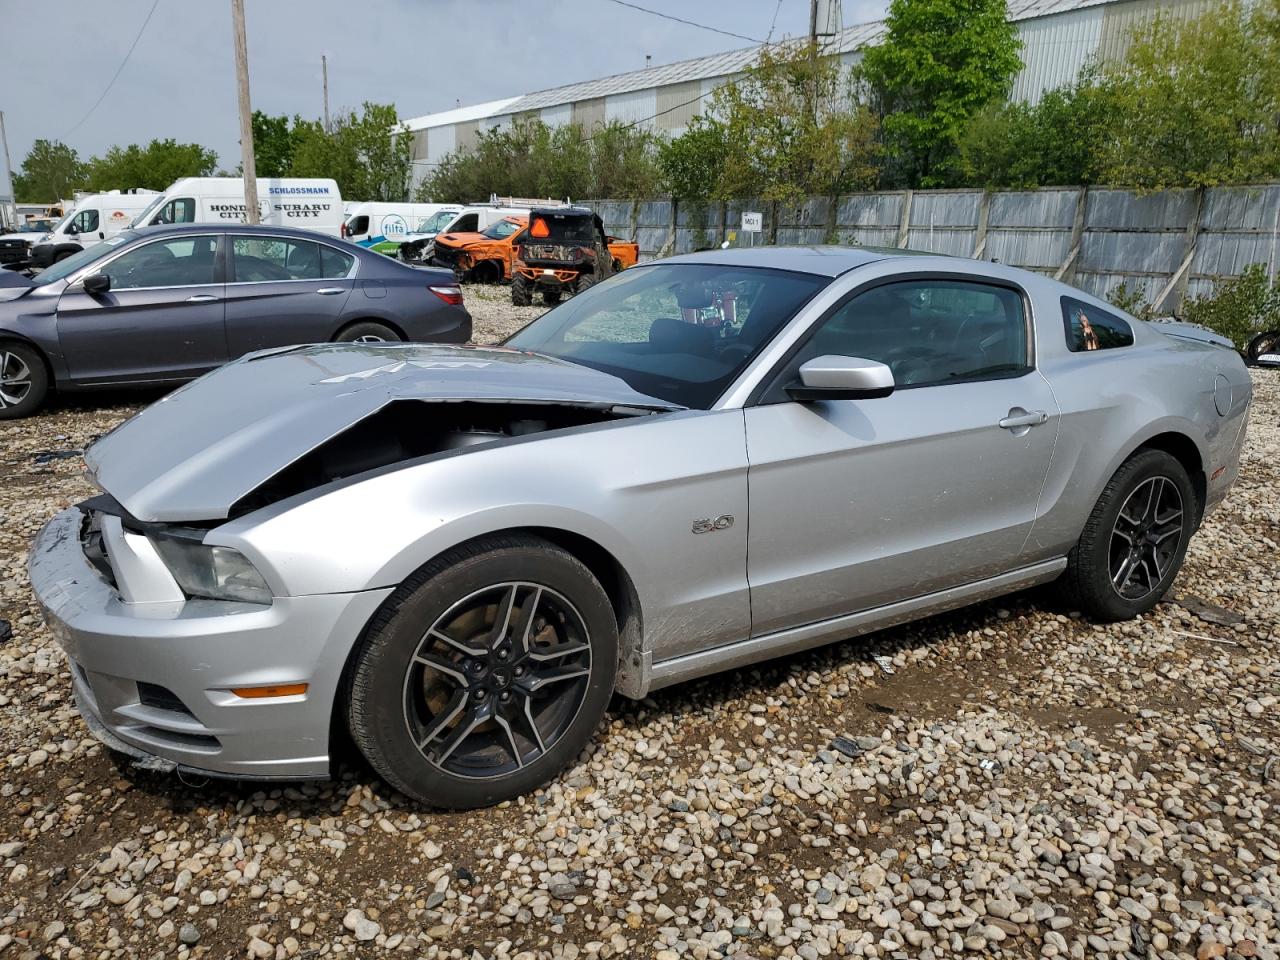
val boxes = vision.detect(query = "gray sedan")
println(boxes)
[0,224,470,418]
[28,246,1252,808]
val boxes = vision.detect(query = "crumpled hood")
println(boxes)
[85,343,680,522]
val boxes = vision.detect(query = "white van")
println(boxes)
[29,190,159,267]
[130,177,344,236]
[400,205,532,263]
[342,202,462,255]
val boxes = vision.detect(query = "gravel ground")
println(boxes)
[0,297,1276,960]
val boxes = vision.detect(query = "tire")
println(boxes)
[473,261,500,285]
[511,274,532,306]
[1059,449,1197,621]
[1247,329,1280,366]
[576,272,596,295]
[0,341,50,420]
[542,288,562,306]
[334,321,401,344]
[345,535,618,808]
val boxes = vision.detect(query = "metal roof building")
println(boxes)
[405,0,1211,185]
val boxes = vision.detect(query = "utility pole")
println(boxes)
[808,0,819,122]
[322,54,330,132]
[0,112,15,230]
[231,0,260,224]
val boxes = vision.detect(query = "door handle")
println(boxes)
[998,409,1048,429]
[184,294,219,303]
[316,287,346,295]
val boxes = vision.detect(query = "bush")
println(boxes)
[1106,281,1156,320]
[1181,263,1280,348]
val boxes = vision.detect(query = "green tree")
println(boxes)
[861,0,1023,187]
[1099,0,1280,189]
[288,102,411,201]
[659,42,878,202]
[658,117,729,202]
[84,139,217,191]
[252,111,297,178]
[417,118,658,201]
[337,102,412,201]
[12,139,87,200]
[958,72,1118,187]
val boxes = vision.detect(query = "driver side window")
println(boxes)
[156,198,195,224]
[770,278,1030,399]
[72,209,100,233]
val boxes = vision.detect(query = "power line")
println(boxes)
[602,0,763,44]
[766,0,786,43]
[64,0,161,138]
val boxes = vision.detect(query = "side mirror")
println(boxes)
[66,223,79,236]
[787,355,895,401]
[82,273,112,296]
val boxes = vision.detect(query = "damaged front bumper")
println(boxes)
[28,507,392,781]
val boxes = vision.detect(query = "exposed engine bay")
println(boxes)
[230,400,641,517]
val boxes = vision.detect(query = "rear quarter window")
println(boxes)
[1063,297,1134,351]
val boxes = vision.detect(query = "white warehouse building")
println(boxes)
[404,0,1213,187]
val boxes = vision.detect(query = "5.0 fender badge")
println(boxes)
[692,515,734,535]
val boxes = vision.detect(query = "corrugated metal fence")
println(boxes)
[585,183,1280,313]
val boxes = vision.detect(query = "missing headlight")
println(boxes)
[149,532,272,604]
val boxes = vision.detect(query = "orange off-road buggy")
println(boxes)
[511,207,638,305]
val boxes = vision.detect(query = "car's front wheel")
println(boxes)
[346,535,618,808]
[0,341,49,420]
[1061,449,1197,621]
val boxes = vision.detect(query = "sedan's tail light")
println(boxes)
[429,284,464,305]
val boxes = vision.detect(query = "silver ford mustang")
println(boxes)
[28,246,1252,808]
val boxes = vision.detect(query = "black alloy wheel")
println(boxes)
[402,582,591,779]
[346,535,617,808]
[1108,475,1185,601]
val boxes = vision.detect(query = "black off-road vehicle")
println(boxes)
[511,207,628,306]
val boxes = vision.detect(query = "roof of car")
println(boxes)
[132,223,355,244]
[530,206,594,218]
[663,244,907,277]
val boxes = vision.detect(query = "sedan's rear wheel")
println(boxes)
[346,535,617,808]
[0,342,49,420]
[1060,449,1196,621]
[334,322,401,344]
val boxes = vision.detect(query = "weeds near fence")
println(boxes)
[1181,265,1280,349]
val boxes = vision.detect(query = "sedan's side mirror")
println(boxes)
[82,273,112,296]
[787,355,895,401]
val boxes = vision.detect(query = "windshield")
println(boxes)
[130,195,165,227]
[482,218,525,240]
[507,263,826,409]
[51,209,77,233]
[415,210,457,234]
[31,232,138,286]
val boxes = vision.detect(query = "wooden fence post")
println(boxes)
[972,190,991,260]
[897,190,913,248]
[1055,186,1089,282]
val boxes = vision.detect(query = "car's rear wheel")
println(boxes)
[334,322,401,344]
[511,274,532,306]
[0,341,49,420]
[1060,449,1196,621]
[345,535,617,808]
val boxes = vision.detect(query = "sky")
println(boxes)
[4,0,889,174]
